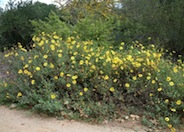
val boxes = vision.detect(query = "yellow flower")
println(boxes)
[60,72,64,77]
[151,80,156,84]
[58,53,62,58]
[72,61,76,64]
[149,93,153,97]
[3,82,8,87]
[71,41,76,45]
[50,63,54,68]
[23,64,29,69]
[71,56,75,61]
[24,69,29,74]
[79,60,84,65]
[6,93,10,98]
[4,53,10,58]
[132,76,137,80]
[176,100,182,105]
[72,80,77,84]
[17,92,22,97]
[138,74,143,77]
[119,46,123,50]
[173,66,178,73]
[113,79,117,82]
[79,92,83,96]
[146,76,151,80]
[112,57,122,64]
[38,40,44,47]
[126,55,133,61]
[76,44,80,48]
[125,83,130,88]
[91,65,96,70]
[170,108,176,112]
[51,39,55,43]
[118,66,123,70]
[66,83,71,88]
[104,75,109,80]
[18,69,23,74]
[31,80,35,85]
[18,42,22,48]
[85,60,89,65]
[73,52,78,55]
[50,44,55,50]
[32,43,36,47]
[72,75,78,80]
[51,94,56,99]
[166,77,171,82]
[28,60,32,63]
[157,87,162,92]
[84,87,88,92]
[43,62,48,67]
[110,87,115,92]
[54,76,58,80]
[167,124,172,128]
[165,99,169,103]
[134,62,141,68]
[35,37,40,42]
[67,74,71,77]
[34,55,39,59]
[53,35,59,39]
[43,55,48,59]
[169,82,174,86]
[100,70,104,74]
[171,128,176,132]
[121,42,125,45]
[165,117,170,122]
[58,49,62,53]
[148,37,151,40]
[35,67,41,71]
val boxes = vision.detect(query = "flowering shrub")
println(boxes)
[0,33,183,130]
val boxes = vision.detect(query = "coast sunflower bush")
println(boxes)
[0,32,183,130]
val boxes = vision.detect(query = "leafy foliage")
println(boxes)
[0,34,183,129]
[120,0,184,56]
[32,12,72,40]
[0,0,58,50]
[32,3,119,47]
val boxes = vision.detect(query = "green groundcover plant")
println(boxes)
[0,33,183,131]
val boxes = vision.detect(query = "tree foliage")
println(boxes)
[33,0,122,46]
[0,0,58,50]
[120,0,184,55]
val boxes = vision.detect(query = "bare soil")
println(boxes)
[0,106,150,132]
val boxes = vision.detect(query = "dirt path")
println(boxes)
[0,106,150,132]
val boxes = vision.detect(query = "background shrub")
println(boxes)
[31,11,72,40]
[119,0,184,56]
[0,0,58,50]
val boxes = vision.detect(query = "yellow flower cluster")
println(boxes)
[2,32,184,129]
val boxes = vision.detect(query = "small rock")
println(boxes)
[116,119,125,123]
[124,116,129,120]
[130,114,140,120]
[21,123,25,125]
[148,128,153,132]
[9,104,17,109]
[102,120,108,124]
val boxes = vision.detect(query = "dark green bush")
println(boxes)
[0,0,58,50]
[31,11,72,40]
[120,0,184,56]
